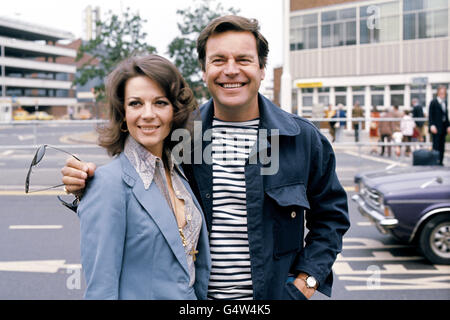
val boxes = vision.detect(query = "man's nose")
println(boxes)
[223,60,239,75]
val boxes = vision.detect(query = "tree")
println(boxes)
[74,8,156,101]
[167,0,239,101]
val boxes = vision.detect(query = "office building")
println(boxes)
[0,16,77,120]
[275,0,449,128]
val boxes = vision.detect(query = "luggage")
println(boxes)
[412,149,440,166]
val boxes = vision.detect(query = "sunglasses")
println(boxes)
[25,144,81,194]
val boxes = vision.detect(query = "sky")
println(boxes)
[1,0,284,87]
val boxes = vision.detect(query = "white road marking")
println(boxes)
[333,262,450,275]
[337,251,424,261]
[17,135,34,141]
[9,225,63,230]
[343,150,407,167]
[356,222,374,226]
[340,275,450,291]
[0,150,13,156]
[0,260,81,273]
[342,237,412,250]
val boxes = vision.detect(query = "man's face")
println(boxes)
[202,30,265,121]
[437,87,447,100]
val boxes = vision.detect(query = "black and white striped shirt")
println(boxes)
[207,117,259,300]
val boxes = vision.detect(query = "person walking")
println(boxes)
[411,98,425,143]
[428,86,450,165]
[379,108,393,157]
[325,104,336,142]
[75,55,211,299]
[400,110,415,157]
[369,106,380,154]
[61,15,350,300]
[333,103,347,143]
[351,101,364,142]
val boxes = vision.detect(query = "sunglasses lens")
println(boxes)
[35,145,46,164]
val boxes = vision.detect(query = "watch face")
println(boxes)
[306,276,317,288]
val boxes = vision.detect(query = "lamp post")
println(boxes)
[280,0,292,113]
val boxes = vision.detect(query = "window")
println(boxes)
[403,0,448,40]
[290,13,318,51]
[371,95,384,107]
[360,1,400,44]
[321,8,357,48]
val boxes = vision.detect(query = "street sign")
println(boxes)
[411,77,428,85]
[296,82,323,88]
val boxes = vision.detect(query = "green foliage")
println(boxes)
[74,8,156,101]
[167,0,239,101]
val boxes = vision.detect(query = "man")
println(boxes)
[332,103,346,143]
[62,15,350,300]
[428,86,450,165]
[351,101,364,142]
[378,107,393,157]
[411,98,425,142]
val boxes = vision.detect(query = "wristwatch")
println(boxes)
[303,275,318,289]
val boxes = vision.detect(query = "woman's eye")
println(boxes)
[128,100,142,107]
[155,100,169,106]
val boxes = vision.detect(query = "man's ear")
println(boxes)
[260,68,266,81]
[202,71,206,83]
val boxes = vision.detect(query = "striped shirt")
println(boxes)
[207,117,259,300]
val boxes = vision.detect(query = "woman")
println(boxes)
[77,54,211,300]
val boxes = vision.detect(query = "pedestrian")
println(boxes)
[333,103,347,143]
[391,105,404,157]
[73,54,211,299]
[325,104,336,142]
[411,98,425,143]
[61,15,350,300]
[369,105,380,154]
[400,110,415,157]
[428,86,450,165]
[379,108,393,157]
[351,101,364,142]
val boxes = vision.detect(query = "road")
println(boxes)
[0,122,449,300]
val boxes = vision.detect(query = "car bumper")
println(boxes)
[351,194,399,234]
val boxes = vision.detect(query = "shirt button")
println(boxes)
[205,193,211,199]
[291,211,296,218]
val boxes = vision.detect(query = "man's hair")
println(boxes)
[98,54,197,156]
[197,15,269,71]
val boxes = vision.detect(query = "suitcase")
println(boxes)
[412,149,440,166]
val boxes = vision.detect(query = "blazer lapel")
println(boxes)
[119,153,190,277]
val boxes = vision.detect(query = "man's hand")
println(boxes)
[61,157,96,197]
[430,125,438,135]
[447,127,450,135]
[292,273,316,299]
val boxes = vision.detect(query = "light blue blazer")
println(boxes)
[77,152,211,300]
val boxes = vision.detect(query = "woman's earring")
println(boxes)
[120,120,128,133]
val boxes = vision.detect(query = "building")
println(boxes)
[275,0,449,129]
[0,16,77,120]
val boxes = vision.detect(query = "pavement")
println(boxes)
[62,128,450,166]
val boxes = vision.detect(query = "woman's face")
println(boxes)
[124,76,174,158]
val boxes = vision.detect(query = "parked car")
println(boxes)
[75,109,92,120]
[352,165,450,265]
[32,111,54,120]
[13,110,35,121]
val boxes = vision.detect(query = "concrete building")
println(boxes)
[276,0,449,130]
[0,16,77,121]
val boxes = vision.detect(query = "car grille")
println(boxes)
[360,184,382,208]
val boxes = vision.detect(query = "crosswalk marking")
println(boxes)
[9,225,63,230]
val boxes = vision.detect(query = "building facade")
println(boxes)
[0,16,77,121]
[280,0,449,129]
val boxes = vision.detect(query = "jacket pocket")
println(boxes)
[265,183,309,258]
[282,281,308,300]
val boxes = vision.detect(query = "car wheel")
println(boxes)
[419,214,450,265]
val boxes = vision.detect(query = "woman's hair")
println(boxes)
[98,54,197,156]
[196,15,269,71]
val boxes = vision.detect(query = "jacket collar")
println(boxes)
[199,93,300,136]
[118,152,190,277]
